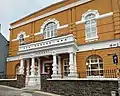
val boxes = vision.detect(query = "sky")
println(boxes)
[0,0,62,40]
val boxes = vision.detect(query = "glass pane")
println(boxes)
[86,21,90,25]
[100,70,103,76]
[51,30,54,37]
[87,65,90,69]
[91,19,96,24]
[91,64,98,69]
[87,33,91,38]
[99,58,103,62]
[100,64,103,69]
[86,27,90,32]
[91,32,96,37]
[91,71,99,76]
[87,59,89,63]
[91,26,96,31]
[44,22,56,38]
[87,71,91,76]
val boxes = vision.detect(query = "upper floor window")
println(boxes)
[43,22,57,38]
[41,19,60,39]
[19,34,24,45]
[82,10,99,42]
[17,31,25,45]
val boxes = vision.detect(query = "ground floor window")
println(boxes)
[43,62,53,78]
[63,58,70,77]
[86,55,104,77]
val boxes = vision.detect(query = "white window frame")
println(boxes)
[41,18,60,39]
[17,31,26,45]
[82,10,99,42]
[43,22,57,38]
[17,31,26,40]
[63,58,70,77]
[42,60,53,74]
[86,55,104,78]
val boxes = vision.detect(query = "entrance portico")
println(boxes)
[7,34,78,89]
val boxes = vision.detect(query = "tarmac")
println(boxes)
[0,85,61,96]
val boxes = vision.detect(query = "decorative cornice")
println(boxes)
[10,0,90,29]
[82,9,100,21]
[76,12,113,25]
[12,12,113,41]
[78,39,120,52]
[40,18,60,35]
[8,34,78,62]
[12,31,29,41]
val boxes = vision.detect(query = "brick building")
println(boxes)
[7,0,120,88]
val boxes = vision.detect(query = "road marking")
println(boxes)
[35,91,61,96]
[21,93,32,96]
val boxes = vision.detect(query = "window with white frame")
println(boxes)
[19,34,24,45]
[82,10,99,41]
[17,31,26,45]
[63,58,70,77]
[43,22,57,39]
[86,55,104,77]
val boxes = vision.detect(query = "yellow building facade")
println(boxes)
[7,0,120,88]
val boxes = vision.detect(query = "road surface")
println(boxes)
[0,85,59,96]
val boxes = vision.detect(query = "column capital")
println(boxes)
[31,56,35,59]
[69,51,75,54]
[52,53,57,56]
[52,51,57,56]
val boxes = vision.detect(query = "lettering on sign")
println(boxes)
[110,42,120,47]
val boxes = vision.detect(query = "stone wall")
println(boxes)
[41,74,119,96]
[0,74,25,88]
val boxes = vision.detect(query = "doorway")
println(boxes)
[43,61,53,78]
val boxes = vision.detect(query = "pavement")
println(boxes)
[0,85,61,96]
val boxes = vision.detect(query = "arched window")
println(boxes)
[19,34,24,45]
[86,55,103,77]
[41,19,59,39]
[43,22,57,38]
[82,10,99,42]
[17,31,26,45]
[85,14,97,39]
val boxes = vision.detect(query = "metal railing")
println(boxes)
[45,69,120,79]
[78,69,119,78]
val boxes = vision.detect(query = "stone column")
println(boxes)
[30,57,35,76]
[37,58,41,76]
[74,53,78,77]
[68,52,78,78]
[58,56,62,78]
[26,59,30,76]
[51,54,58,78]
[19,59,24,74]
[28,57,36,86]
[26,59,30,85]
[37,58,41,88]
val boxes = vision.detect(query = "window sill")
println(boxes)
[85,37,98,42]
